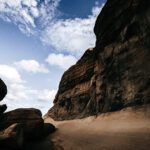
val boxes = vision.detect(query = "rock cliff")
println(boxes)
[47,0,150,120]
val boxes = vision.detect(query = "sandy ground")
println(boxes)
[43,105,150,150]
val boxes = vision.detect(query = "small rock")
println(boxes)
[0,104,7,114]
[0,123,23,149]
[0,108,44,140]
[0,79,7,101]
[43,123,56,137]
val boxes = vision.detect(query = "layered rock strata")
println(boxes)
[47,0,150,120]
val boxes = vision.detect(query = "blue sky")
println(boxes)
[0,0,105,115]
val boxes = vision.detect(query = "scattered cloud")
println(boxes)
[0,1,104,56]
[41,4,104,56]
[0,0,61,35]
[0,64,56,114]
[0,65,23,83]
[0,65,27,101]
[46,53,77,70]
[30,7,39,18]
[38,89,57,101]
[22,0,37,7]
[14,59,49,74]
[0,1,105,114]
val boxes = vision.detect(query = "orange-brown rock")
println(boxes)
[47,0,150,120]
[48,50,96,120]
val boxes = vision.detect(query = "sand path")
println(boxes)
[44,106,150,150]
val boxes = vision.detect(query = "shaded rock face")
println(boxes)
[0,108,44,140]
[0,79,7,114]
[48,0,150,120]
[0,105,7,114]
[49,50,96,120]
[0,123,24,149]
[0,79,7,101]
[0,79,56,149]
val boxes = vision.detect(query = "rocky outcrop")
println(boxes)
[48,50,96,120]
[0,79,7,114]
[0,104,7,114]
[43,123,56,137]
[47,0,150,120]
[0,79,7,101]
[0,123,23,149]
[0,108,44,140]
[0,79,56,149]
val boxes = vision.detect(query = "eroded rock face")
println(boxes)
[47,0,150,120]
[49,50,96,120]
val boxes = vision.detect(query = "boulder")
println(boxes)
[43,123,56,137]
[0,79,7,101]
[0,108,44,140]
[0,123,23,149]
[0,104,7,114]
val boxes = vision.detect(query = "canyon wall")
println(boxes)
[47,0,150,120]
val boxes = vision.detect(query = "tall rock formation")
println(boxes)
[47,0,150,120]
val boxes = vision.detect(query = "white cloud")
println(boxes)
[0,0,61,34]
[1,0,21,8]
[46,53,77,70]
[30,7,39,18]
[22,0,37,7]
[14,59,49,73]
[39,0,61,27]
[0,1,105,114]
[0,65,28,101]
[0,64,55,114]
[0,1,104,55]
[38,89,57,101]
[21,9,35,27]
[92,4,104,16]
[41,4,104,56]
[0,65,23,83]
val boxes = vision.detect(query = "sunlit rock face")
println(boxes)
[47,0,150,120]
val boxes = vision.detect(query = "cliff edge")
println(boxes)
[47,0,150,120]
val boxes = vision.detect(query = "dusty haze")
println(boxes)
[43,105,150,150]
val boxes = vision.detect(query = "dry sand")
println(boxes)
[24,105,150,150]
[44,105,150,150]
